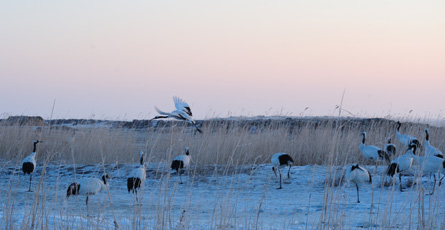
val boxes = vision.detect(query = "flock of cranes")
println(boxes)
[19,97,445,210]
[349,121,445,202]
[21,140,191,212]
[20,96,198,211]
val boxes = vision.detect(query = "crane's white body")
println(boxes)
[395,122,419,149]
[271,153,291,168]
[390,151,414,174]
[412,155,444,175]
[173,154,191,167]
[22,152,36,168]
[66,174,109,215]
[425,128,443,158]
[129,151,146,183]
[154,96,201,132]
[360,132,389,162]
[396,131,416,149]
[76,177,108,196]
[22,140,40,171]
[345,164,371,185]
[360,144,382,161]
[129,167,146,181]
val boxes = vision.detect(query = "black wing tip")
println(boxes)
[127,177,141,193]
[66,183,79,197]
[386,163,398,177]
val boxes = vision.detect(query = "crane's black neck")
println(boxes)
[185,149,190,156]
[425,130,429,141]
[33,141,39,152]
[396,122,401,131]
[362,134,366,144]
[102,175,108,185]
[140,155,144,165]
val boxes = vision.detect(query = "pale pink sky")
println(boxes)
[1,1,444,120]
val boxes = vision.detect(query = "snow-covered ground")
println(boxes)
[0,161,444,229]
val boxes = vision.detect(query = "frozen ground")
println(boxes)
[0,161,444,229]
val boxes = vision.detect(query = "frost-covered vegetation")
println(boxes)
[0,116,444,229]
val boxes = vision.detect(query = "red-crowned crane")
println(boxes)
[360,132,390,162]
[386,144,416,192]
[425,128,443,158]
[152,96,202,133]
[396,121,421,149]
[66,174,110,215]
[22,140,41,192]
[127,151,146,202]
[410,151,444,195]
[345,163,372,203]
[271,152,294,189]
[171,147,191,184]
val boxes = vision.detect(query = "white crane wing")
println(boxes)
[173,96,192,116]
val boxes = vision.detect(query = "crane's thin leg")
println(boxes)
[399,174,404,192]
[193,124,202,133]
[86,196,89,217]
[179,172,183,184]
[356,184,360,203]
[287,165,291,179]
[428,174,437,196]
[28,174,33,192]
[135,190,139,204]
[439,172,444,187]
[277,171,282,189]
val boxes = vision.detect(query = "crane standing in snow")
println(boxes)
[411,153,444,195]
[387,144,416,192]
[127,151,146,202]
[345,163,372,203]
[22,140,41,192]
[171,147,191,184]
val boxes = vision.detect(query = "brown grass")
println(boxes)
[1,117,442,167]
